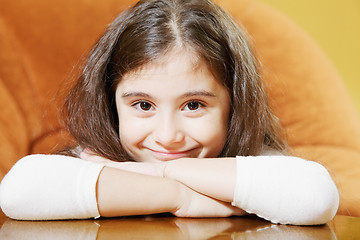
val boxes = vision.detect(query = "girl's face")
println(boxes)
[115,51,230,162]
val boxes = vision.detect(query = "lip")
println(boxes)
[146,148,198,161]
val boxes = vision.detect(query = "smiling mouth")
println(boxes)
[146,148,198,161]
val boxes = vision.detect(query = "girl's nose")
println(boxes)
[154,114,185,147]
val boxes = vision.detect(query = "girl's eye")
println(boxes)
[133,101,153,111]
[184,101,203,111]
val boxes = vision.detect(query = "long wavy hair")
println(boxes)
[63,0,287,161]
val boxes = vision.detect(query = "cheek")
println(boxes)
[119,124,138,147]
[206,108,229,155]
[187,116,228,156]
[118,114,147,148]
[204,123,227,153]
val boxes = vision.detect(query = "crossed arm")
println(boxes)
[91,155,244,218]
[0,153,339,225]
[97,165,244,218]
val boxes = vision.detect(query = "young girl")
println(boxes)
[0,0,339,225]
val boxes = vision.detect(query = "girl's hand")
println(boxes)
[79,150,165,177]
[172,184,246,218]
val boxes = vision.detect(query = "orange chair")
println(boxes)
[1,0,359,216]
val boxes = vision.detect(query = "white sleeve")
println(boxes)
[0,154,105,220]
[232,155,339,225]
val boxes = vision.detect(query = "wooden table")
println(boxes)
[0,211,359,239]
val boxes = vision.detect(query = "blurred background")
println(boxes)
[260,0,360,114]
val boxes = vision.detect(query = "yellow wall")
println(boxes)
[260,0,360,113]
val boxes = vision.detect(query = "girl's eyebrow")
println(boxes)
[181,91,217,98]
[121,92,152,98]
[121,90,217,99]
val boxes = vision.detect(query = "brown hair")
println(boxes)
[63,0,287,161]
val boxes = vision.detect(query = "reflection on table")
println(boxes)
[0,212,344,240]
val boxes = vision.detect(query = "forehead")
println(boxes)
[117,50,223,94]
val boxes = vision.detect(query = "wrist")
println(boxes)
[162,160,171,179]
[162,158,190,180]
[169,179,189,216]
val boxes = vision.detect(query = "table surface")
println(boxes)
[0,211,359,239]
